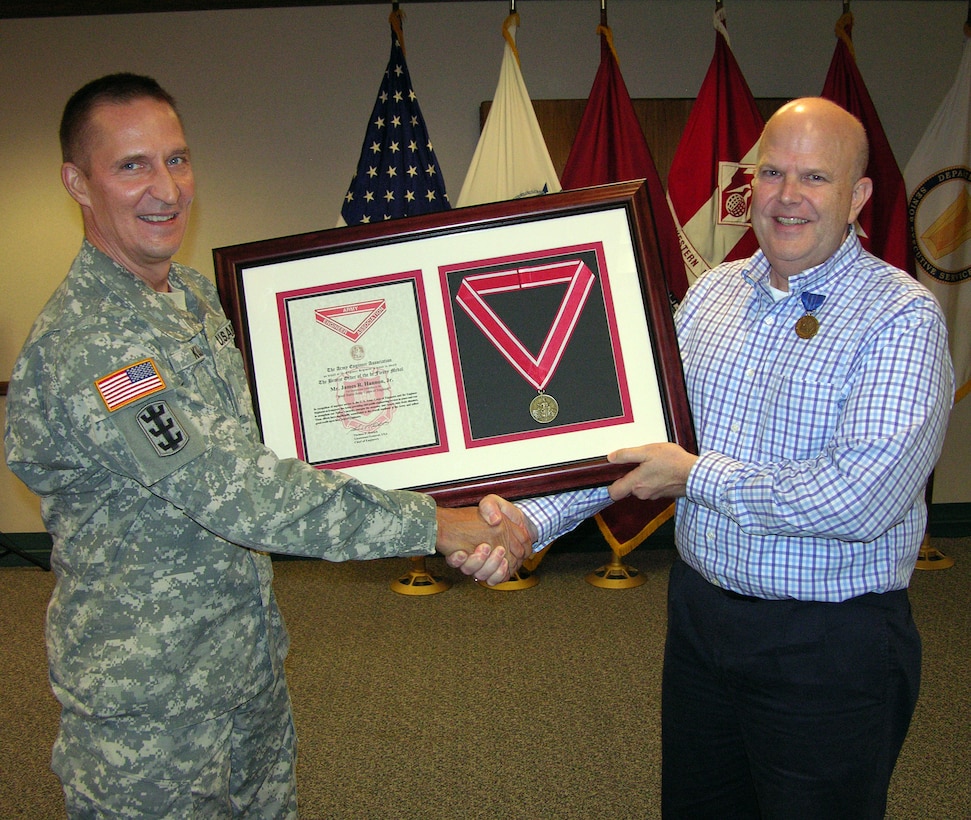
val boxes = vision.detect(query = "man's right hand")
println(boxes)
[434,495,536,585]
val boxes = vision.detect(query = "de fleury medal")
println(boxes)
[455,260,595,424]
[795,291,825,339]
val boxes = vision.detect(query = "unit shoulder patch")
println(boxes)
[135,400,190,457]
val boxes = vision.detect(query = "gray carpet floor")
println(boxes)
[1,538,969,818]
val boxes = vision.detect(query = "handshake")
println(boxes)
[429,441,698,586]
[434,495,538,587]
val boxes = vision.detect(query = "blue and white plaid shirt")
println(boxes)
[521,233,954,601]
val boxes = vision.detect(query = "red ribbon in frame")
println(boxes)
[455,260,595,391]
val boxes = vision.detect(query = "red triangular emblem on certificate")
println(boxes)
[455,260,594,390]
[315,299,387,342]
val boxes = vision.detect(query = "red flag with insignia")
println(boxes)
[821,10,913,274]
[666,5,765,287]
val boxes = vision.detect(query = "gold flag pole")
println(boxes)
[586,549,647,589]
[382,0,449,597]
[587,503,675,588]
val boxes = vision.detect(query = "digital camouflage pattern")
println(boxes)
[4,241,437,811]
[54,664,297,817]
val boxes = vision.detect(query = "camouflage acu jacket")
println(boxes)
[4,241,436,724]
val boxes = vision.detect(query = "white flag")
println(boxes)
[904,31,971,401]
[455,12,560,208]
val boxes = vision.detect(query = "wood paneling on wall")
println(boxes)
[485,99,787,182]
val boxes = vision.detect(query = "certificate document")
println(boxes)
[276,271,447,468]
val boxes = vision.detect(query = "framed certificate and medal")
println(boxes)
[214,180,695,506]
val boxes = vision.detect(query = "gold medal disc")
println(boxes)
[529,393,559,424]
[795,315,819,339]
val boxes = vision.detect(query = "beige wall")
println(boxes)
[2,0,969,531]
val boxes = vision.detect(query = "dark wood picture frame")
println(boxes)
[214,179,695,506]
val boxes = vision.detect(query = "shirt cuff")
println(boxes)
[686,451,739,513]
[517,486,613,550]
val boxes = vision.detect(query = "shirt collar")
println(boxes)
[742,231,863,300]
[80,239,202,340]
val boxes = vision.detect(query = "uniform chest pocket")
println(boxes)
[168,343,237,416]
[755,376,843,461]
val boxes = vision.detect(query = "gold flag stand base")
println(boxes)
[586,551,646,589]
[390,556,451,595]
[915,535,954,571]
[478,566,540,591]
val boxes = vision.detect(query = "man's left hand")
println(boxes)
[607,442,697,501]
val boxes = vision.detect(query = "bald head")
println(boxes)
[762,97,870,181]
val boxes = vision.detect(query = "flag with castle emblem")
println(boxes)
[339,11,449,225]
[904,26,971,401]
[666,5,764,285]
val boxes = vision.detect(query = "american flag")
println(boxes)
[95,359,165,411]
[340,15,449,224]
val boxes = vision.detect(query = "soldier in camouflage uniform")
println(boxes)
[4,73,532,818]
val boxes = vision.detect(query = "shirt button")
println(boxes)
[746,368,755,379]
[731,422,741,433]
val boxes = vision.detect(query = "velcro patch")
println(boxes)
[95,359,165,411]
[136,401,189,457]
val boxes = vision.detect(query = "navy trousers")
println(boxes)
[661,559,921,820]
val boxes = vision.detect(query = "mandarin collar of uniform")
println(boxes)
[742,231,862,303]
[81,239,204,342]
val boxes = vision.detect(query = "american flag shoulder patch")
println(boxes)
[95,359,166,411]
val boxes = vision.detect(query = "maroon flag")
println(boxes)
[821,11,913,274]
[666,6,765,286]
[561,21,689,302]
[559,19,684,554]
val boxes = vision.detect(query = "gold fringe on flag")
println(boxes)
[595,501,675,558]
[390,7,406,56]
[596,23,619,65]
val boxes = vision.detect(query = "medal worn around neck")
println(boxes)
[795,292,825,339]
[795,314,819,339]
